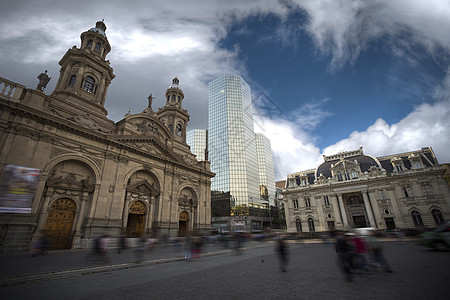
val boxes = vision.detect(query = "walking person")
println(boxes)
[99,235,110,263]
[184,235,192,261]
[135,237,146,263]
[351,234,369,273]
[276,235,288,272]
[366,232,393,273]
[335,232,353,282]
[118,234,127,254]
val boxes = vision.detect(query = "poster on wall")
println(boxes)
[0,165,41,213]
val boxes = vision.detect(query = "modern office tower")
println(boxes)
[187,129,208,161]
[255,133,276,206]
[208,74,267,231]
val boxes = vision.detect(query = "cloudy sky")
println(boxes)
[1,0,449,180]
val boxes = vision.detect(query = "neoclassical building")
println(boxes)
[0,21,214,252]
[282,147,450,234]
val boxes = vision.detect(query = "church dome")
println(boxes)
[88,20,107,37]
[88,27,106,37]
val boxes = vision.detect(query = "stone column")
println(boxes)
[74,192,89,233]
[57,65,72,90]
[362,190,377,228]
[337,193,349,230]
[97,76,106,104]
[314,196,326,231]
[368,190,383,228]
[72,192,89,248]
[147,195,156,235]
[387,188,405,228]
[122,192,130,232]
[35,187,54,233]
[74,65,85,89]
[331,195,343,230]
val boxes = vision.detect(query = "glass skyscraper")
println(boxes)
[255,133,276,206]
[186,129,208,161]
[208,75,262,218]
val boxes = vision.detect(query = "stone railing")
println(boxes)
[0,77,27,101]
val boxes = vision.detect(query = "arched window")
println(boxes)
[293,199,298,209]
[177,96,180,102]
[83,76,95,93]
[296,219,302,233]
[168,124,173,133]
[431,209,445,226]
[305,197,311,207]
[95,42,101,51]
[171,95,176,101]
[411,210,424,227]
[68,75,77,86]
[337,173,343,181]
[351,170,358,179]
[87,39,93,48]
[176,124,182,136]
[308,217,315,232]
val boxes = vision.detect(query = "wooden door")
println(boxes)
[44,199,76,249]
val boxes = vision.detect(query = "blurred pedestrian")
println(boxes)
[335,232,353,282]
[32,238,42,257]
[135,237,146,263]
[233,233,242,255]
[173,237,181,252]
[184,235,192,261]
[99,235,110,263]
[351,234,369,273]
[366,232,393,273]
[276,235,288,272]
[118,234,127,254]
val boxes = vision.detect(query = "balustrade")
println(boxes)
[0,77,26,101]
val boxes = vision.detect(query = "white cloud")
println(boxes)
[262,95,450,180]
[294,0,450,70]
[1,0,449,182]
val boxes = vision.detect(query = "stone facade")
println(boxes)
[282,147,450,234]
[0,21,214,252]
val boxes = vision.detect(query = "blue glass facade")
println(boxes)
[208,75,261,215]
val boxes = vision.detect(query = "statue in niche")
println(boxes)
[37,70,51,91]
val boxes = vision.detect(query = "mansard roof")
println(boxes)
[315,154,380,179]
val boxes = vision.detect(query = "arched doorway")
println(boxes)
[179,211,189,236]
[44,199,76,249]
[127,201,146,237]
[346,195,367,228]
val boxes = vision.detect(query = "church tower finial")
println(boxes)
[156,77,190,143]
[51,21,115,116]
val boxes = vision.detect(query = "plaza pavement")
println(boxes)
[2,237,448,300]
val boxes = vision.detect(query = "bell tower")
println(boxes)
[52,20,115,116]
[157,77,190,143]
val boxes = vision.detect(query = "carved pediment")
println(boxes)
[47,172,94,192]
[110,136,183,164]
[127,180,160,196]
[178,194,198,208]
[118,115,170,139]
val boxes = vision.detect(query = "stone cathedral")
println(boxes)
[0,21,214,252]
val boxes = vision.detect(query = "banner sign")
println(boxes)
[0,165,41,213]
